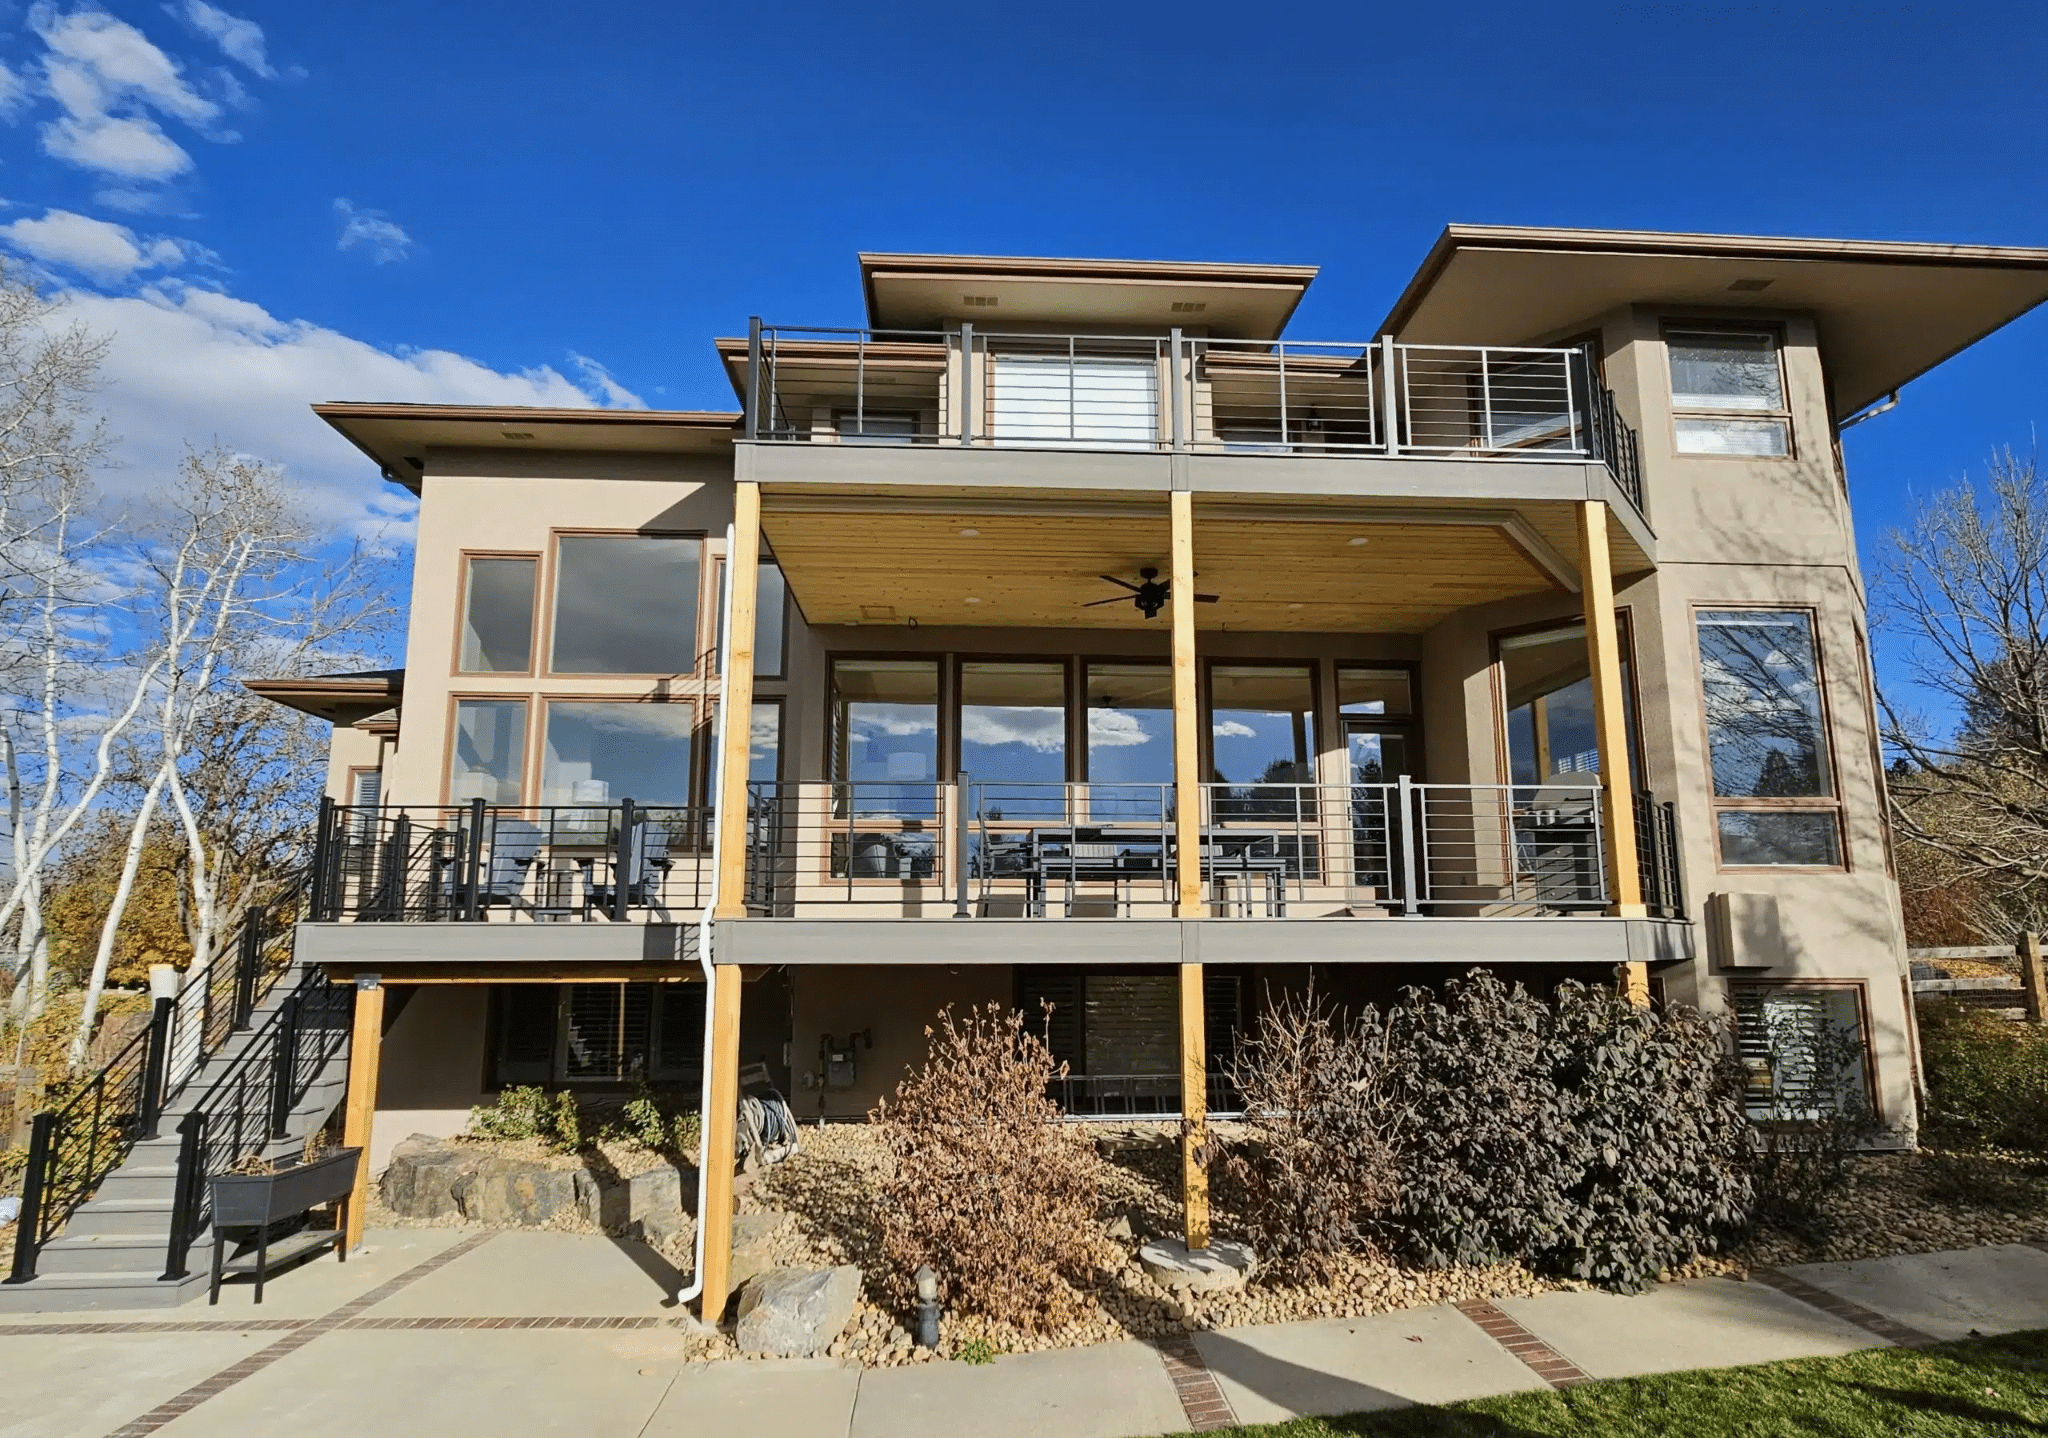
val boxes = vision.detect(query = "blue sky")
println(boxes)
[0,1,2042,661]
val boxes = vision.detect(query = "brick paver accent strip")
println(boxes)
[0,1320,309,1336]
[1455,1299,1591,1388]
[1746,1267,1938,1349]
[1154,1333,1238,1432]
[100,1232,496,1438]
[338,1315,670,1330]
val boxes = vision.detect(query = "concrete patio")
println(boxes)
[1,1231,2044,1438]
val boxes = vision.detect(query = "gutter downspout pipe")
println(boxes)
[674,519,737,1310]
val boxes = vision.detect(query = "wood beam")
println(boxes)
[320,963,705,985]
[696,965,744,1322]
[1171,490,1202,920]
[714,481,763,920]
[341,976,384,1251]
[1578,501,1648,1004]
[1179,961,1210,1251]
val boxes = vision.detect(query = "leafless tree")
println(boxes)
[1876,446,2048,937]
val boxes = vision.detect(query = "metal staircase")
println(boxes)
[3,884,354,1312]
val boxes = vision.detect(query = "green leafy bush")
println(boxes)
[1919,1001,2048,1152]
[1746,1020,1881,1243]
[468,1085,583,1151]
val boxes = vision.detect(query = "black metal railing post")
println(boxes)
[309,796,335,921]
[268,995,300,1139]
[613,799,635,921]
[161,1110,206,1280]
[463,797,486,921]
[233,920,261,1032]
[6,1111,54,1282]
[745,317,762,441]
[139,995,175,1140]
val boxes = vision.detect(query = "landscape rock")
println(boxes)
[380,1135,481,1221]
[1139,1237,1258,1294]
[735,1265,862,1357]
[727,1209,791,1294]
[454,1157,582,1226]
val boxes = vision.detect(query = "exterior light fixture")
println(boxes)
[964,596,982,605]
[959,527,980,537]
[1287,603,1304,610]
[1347,537,1370,547]
[914,1265,941,1348]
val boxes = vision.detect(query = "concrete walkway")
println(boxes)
[1,1231,2045,1438]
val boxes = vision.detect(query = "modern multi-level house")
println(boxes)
[244,227,2048,1319]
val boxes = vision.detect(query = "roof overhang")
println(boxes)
[858,252,1317,340]
[1380,226,2048,416]
[315,404,740,493]
[244,669,403,725]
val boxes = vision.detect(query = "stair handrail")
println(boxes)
[3,868,311,1285]
[160,964,352,1281]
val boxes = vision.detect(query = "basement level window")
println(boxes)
[1731,984,1870,1121]
[1666,328,1792,457]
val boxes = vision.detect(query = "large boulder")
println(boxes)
[453,1156,582,1226]
[380,1135,481,1221]
[734,1265,861,1357]
[626,1166,688,1248]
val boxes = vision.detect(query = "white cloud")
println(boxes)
[569,353,645,409]
[0,208,188,281]
[333,199,411,264]
[32,7,219,124]
[1212,720,1258,739]
[0,61,30,117]
[961,706,1065,753]
[42,107,192,179]
[179,1,272,78]
[46,281,637,537]
[1086,709,1156,749]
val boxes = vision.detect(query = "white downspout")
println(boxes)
[674,520,736,1308]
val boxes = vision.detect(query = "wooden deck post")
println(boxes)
[1169,490,1210,1249]
[2020,931,2047,1024]
[341,975,384,1251]
[699,479,762,1323]
[1577,501,1649,1004]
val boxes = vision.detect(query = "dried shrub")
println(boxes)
[1919,1000,2048,1153]
[1747,1019,1883,1243]
[1220,982,1400,1277]
[871,1003,1097,1332]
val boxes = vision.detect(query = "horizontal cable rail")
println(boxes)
[309,797,713,923]
[744,781,951,916]
[162,965,354,1281]
[747,322,1644,516]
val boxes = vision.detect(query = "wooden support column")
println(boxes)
[340,975,384,1251]
[1577,501,1648,1004]
[699,479,761,1322]
[2020,931,2048,1025]
[1169,490,1210,1249]
[696,966,745,1321]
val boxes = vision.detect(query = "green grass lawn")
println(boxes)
[1183,1329,2048,1437]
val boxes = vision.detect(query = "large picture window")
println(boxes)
[1497,621,1640,786]
[1667,328,1792,458]
[1696,608,1842,867]
[550,534,700,676]
[1085,664,1174,784]
[1210,666,1316,787]
[449,699,526,804]
[540,701,694,807]
[459,556,536,673]
[959,661,1066,784]
[830,659,939,790]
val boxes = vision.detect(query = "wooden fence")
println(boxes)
[1908,937,2047,1022]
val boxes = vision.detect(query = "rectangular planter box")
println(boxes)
[208,1147,361,1304]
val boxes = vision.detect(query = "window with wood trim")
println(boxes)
[1696,608,1842,867]
[549,533,702,676]
[1665,327,1792,458]
[1730,983,1871,1120]
[458,555,537,673]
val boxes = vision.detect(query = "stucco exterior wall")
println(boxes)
[370,985,490,1172]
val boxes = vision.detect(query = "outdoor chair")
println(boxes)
[437,817,542,915]
[581,818,674,918]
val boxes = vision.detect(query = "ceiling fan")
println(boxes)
[1084,567,1219,620]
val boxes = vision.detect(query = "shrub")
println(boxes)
[1919,1001,2048,1152]
[1746,1021,1881,1243]
[1220,982,1400,1278]
[469,1085,583,1151]
[1540,982,1752,1289]
[871,1003,1097,1332]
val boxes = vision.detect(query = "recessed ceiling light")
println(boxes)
[843,620,860,627]
[959,527,980,537]
[964,596,982,605]
[1728,277,1774,293]
[1287,602,1304,610]
[1347,536,1370,547]
[501,430,535,440]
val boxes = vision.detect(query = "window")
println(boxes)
[487,983,706,1089]
[1210,666,1316,786]
[450,699,526,804]
[540,701,694,807]
[960,661,1066,784]
[550,534,700,675]
[749,701,781,784]
[1732,985,1870,1120]
[1085,664,1174,784]
[1696,609,1841,867]
[1497,621,1642,786]
[459,556,537,673]
[1338,667,1416,783]
[990,353,1158,447]
[830,659,939,789]
[713,557,787,678]
[834,411,918,444]
[1666,329,1791,457]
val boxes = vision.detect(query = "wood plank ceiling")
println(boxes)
[761,503,1563,632]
